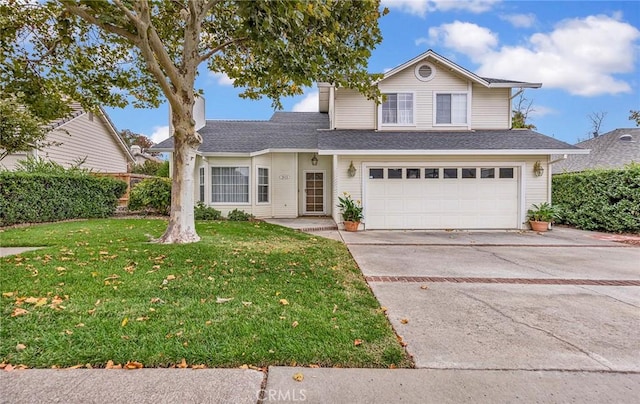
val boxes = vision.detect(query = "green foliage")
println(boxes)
[13,156,88,174]
[630,110,640,127]
[552,165,640,233]
[338,193,364,222]
[0,98,47,160]
[0,171,126,226]
[131,160,165,176]
[526,202,557,222]
[128,177,172,215]
[227,208,254,221]
[156,161,169,178]
[194,202,222,221]
[512,110,536,129]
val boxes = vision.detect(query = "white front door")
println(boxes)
[365,165,520,229]
[303,171,326,215]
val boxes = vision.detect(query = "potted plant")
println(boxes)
[527,202,556,232]
[337,193,363,232]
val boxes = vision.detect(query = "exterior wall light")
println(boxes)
[347,161,357,177]
[311,154,318,166]
[533,161,544,177]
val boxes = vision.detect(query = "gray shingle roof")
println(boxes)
[152,112,581,154]
[552,128,640,173]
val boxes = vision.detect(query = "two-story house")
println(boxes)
[154,50,588,230]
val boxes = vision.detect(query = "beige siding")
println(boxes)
[378,60,469,131]
[39,113,129,172]
[335,154,551,228]
[252,154,273,218]
[0,152,31,170]
[334,88,376,129]
[471,86,511,129]
[271,153,298,217]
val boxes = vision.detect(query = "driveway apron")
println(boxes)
[345,228,640,372]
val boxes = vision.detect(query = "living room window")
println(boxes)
[257,167,269,203]
[211,166,249,203]
[382,93,414,125]
[435,93,468,125]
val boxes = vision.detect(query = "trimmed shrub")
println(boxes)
[194,202,222,220]
[227,208,254,221]
[0,171,126,226]
[128,177,172,215]
[552,164,640,233]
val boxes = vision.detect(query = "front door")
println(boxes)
[304,171,325,215]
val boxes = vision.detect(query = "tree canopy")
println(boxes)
[1,0,385,243]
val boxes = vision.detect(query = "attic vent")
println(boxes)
[415,62,435,82]
[619,134,633,141]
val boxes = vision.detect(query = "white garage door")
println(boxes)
[365,165,519,230]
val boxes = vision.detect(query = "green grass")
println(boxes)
[0,219,411,369]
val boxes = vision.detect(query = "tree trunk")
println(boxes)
[157,115,201,244]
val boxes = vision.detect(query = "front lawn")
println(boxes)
[0,219,411,369]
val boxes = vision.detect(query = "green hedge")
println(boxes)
[128,177,172,215]
[0,172,127,226]
[552,164,640,233]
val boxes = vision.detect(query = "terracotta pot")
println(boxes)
[529,220,549,232]
[343,221,360,232]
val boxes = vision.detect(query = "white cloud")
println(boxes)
[427,15,640,96]
[426,21,498,60]
[147,125,170,144]
[383,0,499,17]
[210,72,234,86]
[528,105,556,118]
[292,91,319,112]
[499,13,536,28]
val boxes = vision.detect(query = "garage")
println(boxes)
[365,164,520,230]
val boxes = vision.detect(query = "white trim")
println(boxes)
[210,165,251,205]
[302,170,327,215]
[489,82,542,88]
[433,91,470,127]
[378,91,417,128]
[319,149,589,156]
[256,165,271,205]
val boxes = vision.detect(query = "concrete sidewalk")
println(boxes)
[2,367,638,403]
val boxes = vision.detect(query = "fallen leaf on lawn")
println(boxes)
[25,297,39,304]
[291,321,299,328]
[105,360,121,369]
[87,309,96,315]
[191,364,206,369]
[99,251,109,255]
[216,297,233,304]
[124,361,143,369]
[400,318,409,324]
[389,364,397,369]
[16,344,26,351]
[205,320,212,325]
[67,364,83,369]
[121,317,129,327]
[11,308,29,317]
[309,364,320,368]
[239,364,249,369]
[34,298,47,307]
[136,317,149,322]
[279,299,289,305]
[354,339,363,346]
[166,274,176,281]
[292,372,304,382]
[150,297,164,304]
[56,266,66,272]
[177,358,188,368]
[420,285,429,290]
[241,301,252,307]
[3,364,14,372]
[396,335,407,347]
[64,330,73,335]
[333,304,338,313]
[3,292,15,298]
[104,274,120,281]
[75,323,85,328]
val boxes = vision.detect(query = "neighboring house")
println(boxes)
[1,103,134,172]
[552,128,640,174]
[153,50,588,230]
[131,145,163,165]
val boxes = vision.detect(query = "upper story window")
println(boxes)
[435,93,468,125]
[382,93,414,125]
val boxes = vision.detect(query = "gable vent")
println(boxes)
[415,62,435,81]
[619,134,633,141]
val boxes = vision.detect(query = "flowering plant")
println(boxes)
[337,193,363,222]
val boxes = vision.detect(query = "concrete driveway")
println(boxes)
[344,227,640,372]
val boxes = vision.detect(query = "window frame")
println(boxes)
[433,92,469,127]
[379,91,416,127]
[210,165,250,205]
[256,166,270,204]
[198,166,205,203]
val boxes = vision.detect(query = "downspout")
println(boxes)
[546,154,568,204]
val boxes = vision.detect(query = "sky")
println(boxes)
[104,0,640,146]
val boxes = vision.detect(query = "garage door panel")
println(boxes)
[365,165,519,230]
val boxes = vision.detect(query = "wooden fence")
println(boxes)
[96,173,156,208]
